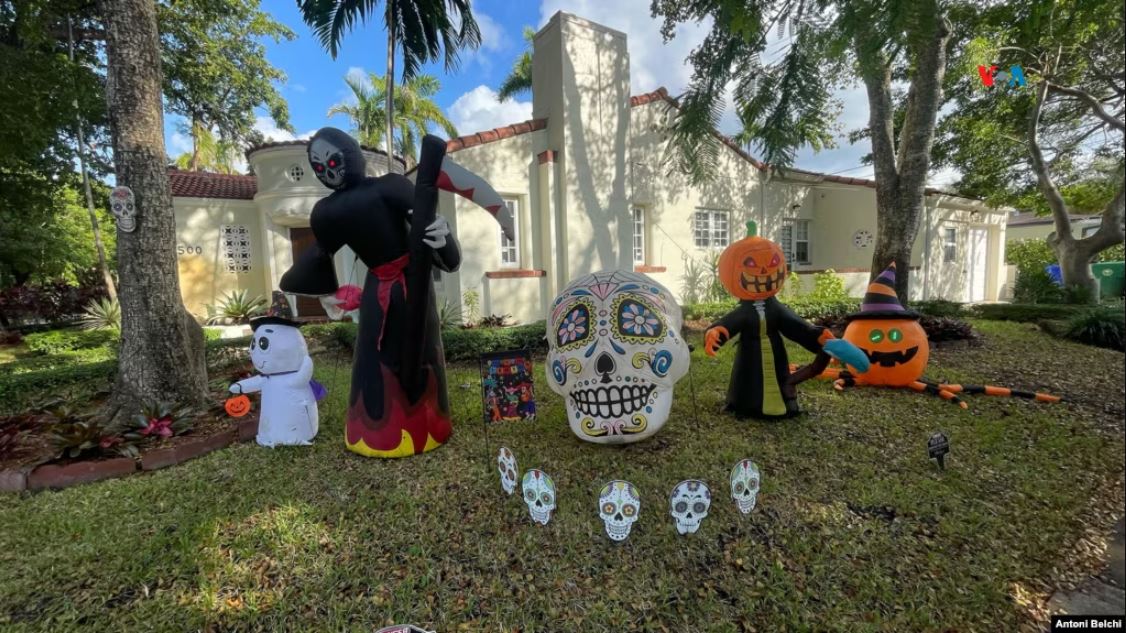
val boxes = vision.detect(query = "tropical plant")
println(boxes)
[498,27,535,102]
[462,289,480,324]
[297,0,481,172]
[172,122,242,174]
[78,297,121,331]
[680,257,707,305]
[1064,308,1125,351]
[808,270,849,303]
[123,400,197,442]
[477,314,512,328]
[652,0,953,301]
[328,72,457,164]
[437,298,463,330]
[40,402,132,460]
[205,290,267,324]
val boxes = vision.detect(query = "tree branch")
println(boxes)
[1080,178,1126,252]
[1029,71,1073,242]
[1047,82,1126,131]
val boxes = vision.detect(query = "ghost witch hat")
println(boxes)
[250,291,301,331]
[845,262,920,321]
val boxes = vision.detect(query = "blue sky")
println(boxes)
[163,0,957,185]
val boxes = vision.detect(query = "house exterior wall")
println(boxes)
[1007,218,1099,242]
[173,197,265,316]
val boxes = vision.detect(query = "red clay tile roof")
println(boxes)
[445,118,548,152]
[168,170,257,200]
[244,139,407,167]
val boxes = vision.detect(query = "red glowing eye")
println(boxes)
[328,159,336,167]
[769,254,780,266]
[743,257,757,267]
[314,164,324,172]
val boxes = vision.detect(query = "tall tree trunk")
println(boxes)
[98,0,208,416]
[385,3,395,175]
[860,3,950,301]
[68,16,117,302]
[189,117,202,171]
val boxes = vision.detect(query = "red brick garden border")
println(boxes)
[0,415,260,493]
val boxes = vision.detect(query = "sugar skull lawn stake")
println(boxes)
[704,222,870,419]
[669,480,711,535]
[229,300,320,447]
[546,271,689,443]
[280,129,513,458]
[496,447,518,495]
[812,263,1061,407]
[522,469,557,525]
[599,480,641,542]
[730,459,761,515]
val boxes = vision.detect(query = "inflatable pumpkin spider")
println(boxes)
[808,263,1061,408]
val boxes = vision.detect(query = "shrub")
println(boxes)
[1063,308,1125,351]
[970,303,1119,323]
[202,327,224,342]
[476,314,512,328]
[78,297,121,331]
[910,299,966,318]
[39,402,133,460]
[788,297,860,321]
[24,328,118,355]
[1006,238,1056,270]
[438,299,463,329]
[681,301,737,322]
[808,270,850,302]
[0,330,22,345]
[441,322,547,361]
[0,360,117,414]
[0,277,108,326]
[462,290,480,324]
[918,316,977,342]
[1013,268,1064,304]
[122,400,197,441]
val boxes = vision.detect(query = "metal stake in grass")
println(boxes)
[927,431,950,470]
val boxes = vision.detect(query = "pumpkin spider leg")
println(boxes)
[936,383,1062,404]
[909,380,967,409]
[832,371,855,392]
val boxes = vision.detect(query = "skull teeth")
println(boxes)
[571,384,655,419]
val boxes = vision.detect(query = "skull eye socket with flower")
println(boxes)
[521,469,556,525]
[598,480,641,541]
[546,272,689,444]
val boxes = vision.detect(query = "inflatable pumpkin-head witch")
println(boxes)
[841,263,929,387]
[717,222,787,300]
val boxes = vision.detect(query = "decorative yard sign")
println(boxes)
[479,350,537,423]
[522,469,556,525]
[669,480,711,535]
[730,459,761,515]
[928,432,950,470]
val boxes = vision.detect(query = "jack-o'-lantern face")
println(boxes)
[842,318,930,387]
[718,232,787,301]
[225,394,252,418]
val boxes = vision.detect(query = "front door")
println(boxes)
[967,228,988,303]
[289,227,327,318]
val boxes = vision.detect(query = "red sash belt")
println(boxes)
[371,253,409,348]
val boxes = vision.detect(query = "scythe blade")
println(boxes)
[436,156,515,241]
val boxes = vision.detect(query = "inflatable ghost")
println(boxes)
[230,309,319,446]
[546,271,689,444]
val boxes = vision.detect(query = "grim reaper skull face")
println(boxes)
[730,459,761,515]
[307,127,364,190]
[669,480,711,535]
[546,271,689,444]
[109,186,136,233]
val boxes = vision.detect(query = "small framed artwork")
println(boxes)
[479,350,537,423]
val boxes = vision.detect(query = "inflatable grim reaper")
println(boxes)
[280,129,514,458]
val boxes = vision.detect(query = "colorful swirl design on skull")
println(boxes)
[581,413,648,437]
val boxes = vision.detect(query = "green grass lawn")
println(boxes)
[0,321,1122,631]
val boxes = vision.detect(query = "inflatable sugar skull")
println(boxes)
[521,469,556,525]
[546,271,689,444]
[496,447,517,495]
[598,480,641,542]
[669,480,711,535]
[730,459,761,515]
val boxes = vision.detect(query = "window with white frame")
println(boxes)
[220,224,251,273]
[1081,225,1099,238]
[499,198,519,267]
[632,206,646,264]
[779,219,811,265]
[943,227,957,263]
[693,209,729,248]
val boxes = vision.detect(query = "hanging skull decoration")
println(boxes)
[109,186,137,233]
[521,469,556,525]
[669,480,712,535]
[598,480,641,542]
[546,271,689,444]
[496,447,518,496]
[730,459,761,515]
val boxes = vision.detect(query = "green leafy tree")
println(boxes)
[159,0,295,171]
[498,26,535,102]
[328,71,457,165]
[297,0,481,171]
[172,122,242,174]
[935,0,1124,302]
[651,0,955,300]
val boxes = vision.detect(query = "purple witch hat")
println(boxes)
[846,262,919,321]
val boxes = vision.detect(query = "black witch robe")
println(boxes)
[281,169,460,457]
[709,297,831,419]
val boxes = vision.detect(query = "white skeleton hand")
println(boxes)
[422,215,450,249]
[319,295,346,321]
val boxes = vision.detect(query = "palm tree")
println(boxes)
[329,72,457,166]
[174,121,241,174]
[297,0,480,173]
[497,27,534,102]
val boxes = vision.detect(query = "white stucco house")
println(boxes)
[170,11,1009,323]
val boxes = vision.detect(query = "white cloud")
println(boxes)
[448,85,533,135]
[253,115,316,143]
[345,66,367,85]
[476,11,508,52]
[538,0,710,95]
[169,131,193,156]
